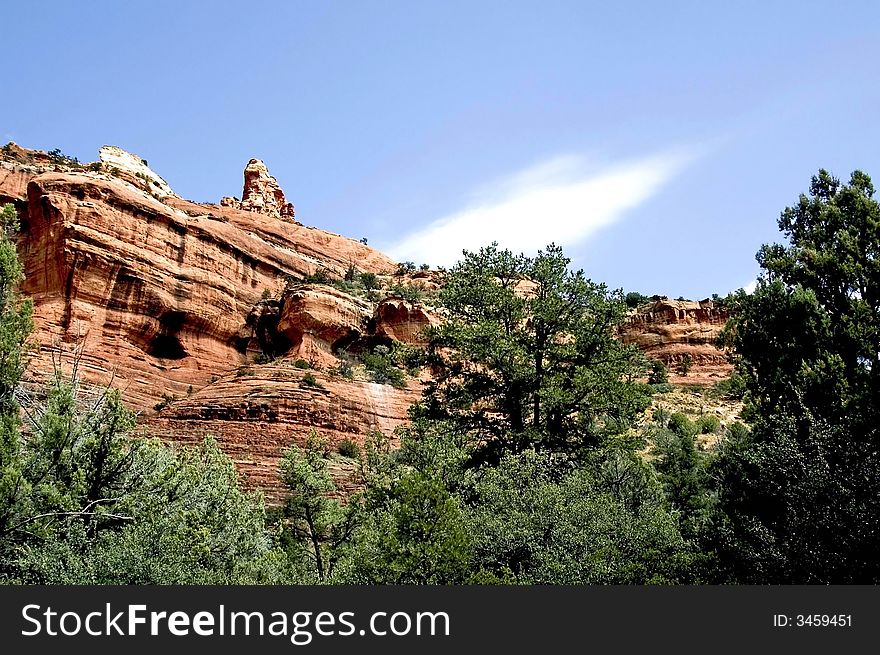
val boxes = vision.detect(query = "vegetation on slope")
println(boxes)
[0,166,877,584]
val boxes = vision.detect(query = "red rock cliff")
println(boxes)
[621,298,732,384]
[2,146,395,406]
[1,144,426,498]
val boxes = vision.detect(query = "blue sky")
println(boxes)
[4,1,880,298]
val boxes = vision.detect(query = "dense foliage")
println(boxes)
[709,170,880,583]
[419,243,651,463]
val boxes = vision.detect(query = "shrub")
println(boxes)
[337,438,361,459]
[253,353,272,364]
[725,421,749,441]
[676,354,694,377]
[393,343,427,374]
[712,371,746,400]
[235,367,254,377]
[304,268,333,284]
[300,372,324,389]
[625,291,649,308]
[344,261,357,282]
[294,359,311,369]
[648,359,668,385]
[153,393,176,412]
[48,148,80,166]
[362,346,406,388]
[695,414,721,434]
[390,283,423,303]
[653,407,671,426]
[667,412,697,438]
[335,360,355,380]
[419,263,430,271]
[359,272,379,291]
[395,261,416,276]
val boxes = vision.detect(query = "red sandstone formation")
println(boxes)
[238,158,296,221]
[1,146,395,414]
[277,285,374,366]
[372,297,440,345]
[143,365,421,502]
[0,143,421,496]
[621,298,732,384]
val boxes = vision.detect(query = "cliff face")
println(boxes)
[5,153,395,405]
[621,298,732,384]
[144,365,421,503]
[0,144,429,498]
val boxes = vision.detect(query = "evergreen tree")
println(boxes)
[712,170,880,582]
[0,203,35,566]
[420,242,650,463]
[279,433,360,582]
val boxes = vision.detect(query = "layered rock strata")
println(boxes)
[2,148,395,414]
[143,365,422,502]
[621,298,732,384]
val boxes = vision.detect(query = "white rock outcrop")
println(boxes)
[99,145,176,198]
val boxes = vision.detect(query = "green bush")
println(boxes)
[335,360,355,380]
[359,272,379,291]
[337,438,361,459]
[648,359,668,385]
[724,421,749,441]
[153,393,176,412]
[236,367,254,377]
[676,354,694,377]
[389,283,423,303]
[625,291,649,308]
[653,407,671,426]
[362,346,406,388]
[304,268,333,284]
[294,358,311,369]
[47,148,80,166]
[695,414,721,434]
[667,412,697,438]
[392,343,427,373]
[300,372,324,389]
[712,371,747,400]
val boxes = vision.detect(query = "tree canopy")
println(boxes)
[419,242,650,463]
[711,170,880,583]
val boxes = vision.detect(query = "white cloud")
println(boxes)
[386,149,696,267]
[742,279,758,294]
